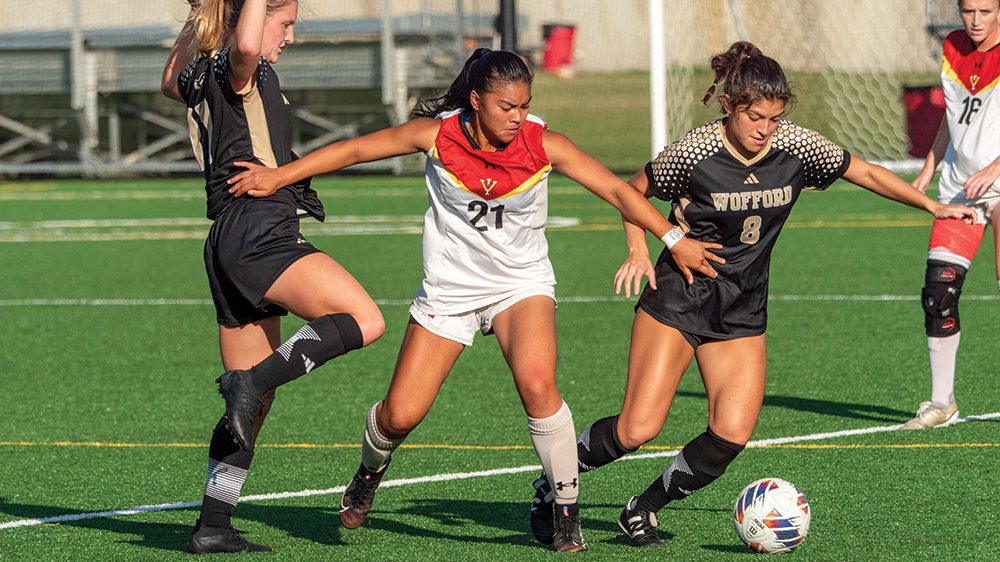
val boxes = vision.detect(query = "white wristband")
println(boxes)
[660,227,684,249]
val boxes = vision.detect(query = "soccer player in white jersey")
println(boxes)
[908,0,1000,430]
[226,48,708,552]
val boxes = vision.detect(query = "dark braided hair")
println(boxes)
[413,48,534,118]
[702,41,796,114]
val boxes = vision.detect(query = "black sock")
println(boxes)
[199,417,255,529]
[577,415,636,472]
[248,313,363,391]
[635,427,744,513]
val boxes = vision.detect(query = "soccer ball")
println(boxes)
[732,478,810,553]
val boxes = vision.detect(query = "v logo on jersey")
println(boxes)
[479,178,498,195]
[971,74,980,91]
[744,173,760,184]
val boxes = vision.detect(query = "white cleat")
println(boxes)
[901,400,959,430]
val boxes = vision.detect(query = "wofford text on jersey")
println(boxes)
[711,186,793,212]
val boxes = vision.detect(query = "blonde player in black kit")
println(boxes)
[528,41,976,548]
[161,0,384,553]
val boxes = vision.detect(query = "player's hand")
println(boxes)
[932,203,977,224]
[614,251,656,298]
[670,238,726,285]
[228,161,283,197]
[963,164,1000,199]
[912,163,934,193]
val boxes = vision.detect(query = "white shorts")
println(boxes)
[939,184,1000,225]
[409,286,556,346]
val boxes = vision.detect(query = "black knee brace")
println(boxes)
[922,260,966,337]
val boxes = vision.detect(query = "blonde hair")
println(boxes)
[187,0,295,59]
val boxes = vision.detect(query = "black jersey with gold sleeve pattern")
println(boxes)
[178,47,324,221]
[638,120,850,339]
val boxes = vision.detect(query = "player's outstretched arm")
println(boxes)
[160,5,197,103]
[228,118,439,197]
[844,156,976,222]
[544,131,672,237]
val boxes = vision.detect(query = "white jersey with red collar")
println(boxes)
[938,29,1000,206]
[412,109,555,315]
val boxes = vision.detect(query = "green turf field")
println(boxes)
[1,174,998,560]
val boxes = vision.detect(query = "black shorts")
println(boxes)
[204,196,321,327]
[636,300,753,350]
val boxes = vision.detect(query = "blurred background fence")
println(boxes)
[0,0,965,177]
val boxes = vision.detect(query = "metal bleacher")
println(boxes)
[0,13,497,176]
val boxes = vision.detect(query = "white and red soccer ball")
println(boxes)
[732,478,811,553]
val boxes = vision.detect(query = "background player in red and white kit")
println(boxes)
[161,0,385,553]
[907,0,1000,430]
[227,48,703,553]
[529,42,976,548]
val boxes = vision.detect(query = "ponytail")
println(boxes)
[702,41,795,114]
[413,48,533,118]
[188,0,240,59]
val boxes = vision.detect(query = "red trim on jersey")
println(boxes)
[433,113,550,200]
[928,216,985,261]
[943,29,1000,94]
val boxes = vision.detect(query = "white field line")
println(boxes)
[2,412,998,531]
[3,294,1000,307]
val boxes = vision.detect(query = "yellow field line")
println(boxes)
[0,441,996,451]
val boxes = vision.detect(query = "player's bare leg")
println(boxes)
[618,325,759,548]
[992,205,1000,293]
[341,319,463,529]
[218,253,385,452]
[493,296,586,552]
[696,335,766,446]
[613,311,696,547]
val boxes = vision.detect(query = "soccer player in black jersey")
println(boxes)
[528,42,976,548]
[161,0,384,553]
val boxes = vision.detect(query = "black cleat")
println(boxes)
[186,519,271,554]
[340,461,389,529]
[216,370,263,452]
[552,502,588,553]
[618,496,664,548]
[529,472,555,545]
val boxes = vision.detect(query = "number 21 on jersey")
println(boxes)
[468,200,505,231]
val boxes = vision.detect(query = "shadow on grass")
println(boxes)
[676,390,912,422]
[701,543,757,554]
[0,498,193,552]
[363,498,543,546]
[0,495,758,553]
[0,499,348,553]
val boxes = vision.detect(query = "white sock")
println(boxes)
[928,333,960,405]
[527,401,579,505]
[361,401,404,472]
